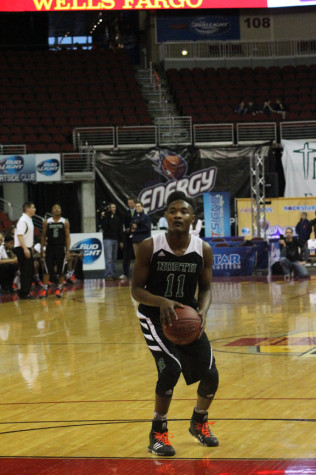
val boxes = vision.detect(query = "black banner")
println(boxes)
[96,144,271,227]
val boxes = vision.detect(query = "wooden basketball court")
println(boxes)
[0,275,315,474]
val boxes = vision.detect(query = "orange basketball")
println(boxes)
[163,305,202,345]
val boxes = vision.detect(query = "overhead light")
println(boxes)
[182,49,188,56]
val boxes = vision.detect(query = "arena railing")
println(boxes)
[0,144,26,155]
[159,38,316,63]
[157,117,192,146]
[61,152,95,180]
[116,126,157,149]
[280,121,316,141]
[236,122,277,145]
[72,127,115,151]
[193,123,234,146]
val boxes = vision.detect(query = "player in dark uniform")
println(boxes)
[39,204,70,299]
[131,191,219,457]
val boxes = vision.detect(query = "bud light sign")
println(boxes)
[35,154,61,181]
[37,159,60,176]
[72,238,102,264]
[0,155,36,182]
[0,156,24,174]
[70,233,105,278]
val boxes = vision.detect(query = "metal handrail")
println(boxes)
[0,197,45,232]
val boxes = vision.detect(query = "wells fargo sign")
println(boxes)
[0,0,267,11]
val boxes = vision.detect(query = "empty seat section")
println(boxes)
[0,48,150,152]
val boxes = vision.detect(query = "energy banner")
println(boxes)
[237,197,316,239]
[96,144,270,226]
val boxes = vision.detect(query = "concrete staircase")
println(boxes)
[135,67,178,124]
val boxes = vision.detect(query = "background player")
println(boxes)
[131,191,219,457]
[40,204,70,298]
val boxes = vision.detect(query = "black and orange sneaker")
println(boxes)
[148,430,175,456]
[55,289,62,299]
[39,289,48,299]
[189,418,219,447]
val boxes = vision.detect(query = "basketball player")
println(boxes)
[131,191,219,456]
[39,204,70,298]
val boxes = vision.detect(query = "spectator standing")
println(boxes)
[0,235,18,293]
[13,201,36,299]
[310,210,316,238]
[131,201,151,258]
[121,197,136,280]
[279,228,309,279]
[100,203,123,281]
[295,212,312,245]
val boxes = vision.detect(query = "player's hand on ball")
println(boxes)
[159,299,184,327]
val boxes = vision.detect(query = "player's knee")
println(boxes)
[156,370,181,399]
[198,366,219,399]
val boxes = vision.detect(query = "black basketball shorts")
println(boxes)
[44,246,66,276]
[137,309,215,386]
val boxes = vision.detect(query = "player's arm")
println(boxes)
[131,238,183,327]
[41,221,47,257]
[64,220,71,256]
[198,240,213,333]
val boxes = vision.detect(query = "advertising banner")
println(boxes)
[70,233,105,278]
[0,0,314,11]
[35,154,61,182]
[0,154,61,183]
[0,155,36,183]
[203,191,231,238]
[237,197,316,239]
[0,0,268,12]
[157,14,240,42]
[281,139,316,197]
[96,144,270,226]
[211,246,256,276]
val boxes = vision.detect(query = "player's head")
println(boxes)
[301,212,307,220]
[52,204,62,217]
[4,234,14,249]
[165,191,195,232]
[166,191,195,213]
